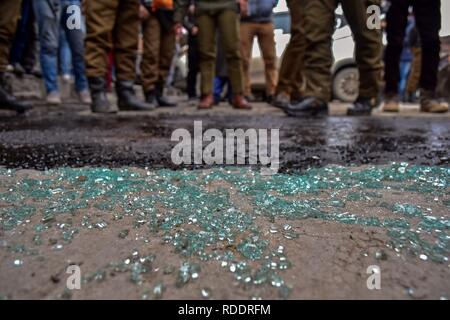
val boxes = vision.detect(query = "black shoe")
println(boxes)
[0,73,32,114]
[284,97,328,117]
[272,93,290,109]
[156,84,176,107]
[347,97,377,116]
[88,77,116,114]
[116,81,155,111]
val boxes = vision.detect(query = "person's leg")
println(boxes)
[413,0,440,93]
[284,0,334,116]
[156,25,176,106]
[276,0,305,99]
[59,30,72,77]
[398,60,411,99]
[61,0,89,94]
[33,0,60,95]
[302,0,335,102]
[217,8,250,109]
[197,13,217,97]
[239,22,254,98]
[343,0,383,99]
[257,22,278,98]
[217,9,243,96]
[142,13,161,94]
[159,28,176,86]
[187,35,199,98]
[113,0,153,111]
[342,0,383,115]
[384,0,409,96]
[9,0,30,68]
[413,0,447,112]
[85,0,118,79]
[84,0,118,113]
[406,47,421,98]
[0,0,32,113]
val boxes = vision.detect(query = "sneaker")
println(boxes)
[382,95,400,112]
[46,91,62,105]
[78,89,92,105]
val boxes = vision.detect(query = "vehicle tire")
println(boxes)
[332,66,359,102]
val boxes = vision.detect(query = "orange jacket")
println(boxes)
[153,0,173,10]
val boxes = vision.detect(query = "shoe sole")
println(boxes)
[284,107,328,117]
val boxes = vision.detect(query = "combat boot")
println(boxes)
[88,77,116,114]
[0,72,32,114]
[116,81,155,111]
[144,90,157,109]
[347,97,377,116]
[420,90,449,113]
[284,97,328,117]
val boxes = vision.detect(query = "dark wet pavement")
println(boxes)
[0,101,449,171]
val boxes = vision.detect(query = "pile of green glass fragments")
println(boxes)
[0,163,448,299]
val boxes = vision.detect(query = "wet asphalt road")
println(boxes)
[0,100,449,171]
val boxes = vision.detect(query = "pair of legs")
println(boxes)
[240,21,278,98]
[196,8,250,109]
[285,0,383,117]
[85,0,153,113]
[383,0,447,113]
[33,0,88,98]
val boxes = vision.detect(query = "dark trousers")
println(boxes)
[187,34,199,98]
[10,0,37,72]
[384,0,441,94]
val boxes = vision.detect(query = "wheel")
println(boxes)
[332,66,359,102]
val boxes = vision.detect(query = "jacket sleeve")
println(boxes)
[174,0,189,24]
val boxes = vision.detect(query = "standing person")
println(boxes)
[273,0,306,108]
[174,0,252,110]
[284,0,383,117]
[85,0,154,113]
[383,0,448,113]
[33,0,91,105]
[141,0,177,107]
[0,0,33,113]
[184,1,200,102]
[239,0,278,103]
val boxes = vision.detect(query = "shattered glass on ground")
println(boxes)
[0,163,449,299]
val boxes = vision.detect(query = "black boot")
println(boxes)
[347,97,377,116]
[116,81,155,111]
[0,73,32,114]
[88,77,116,114]
[156,84,176,107]
[284,97,328,117]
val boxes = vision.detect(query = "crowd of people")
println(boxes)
[0,0,448,116]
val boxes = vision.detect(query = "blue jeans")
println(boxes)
[59,30,72,76]
[214,76,232,104]
[33,0,87,93]
[399,61,411,98]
